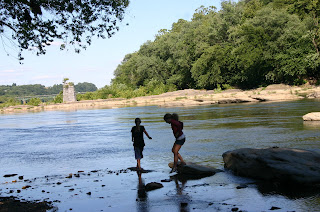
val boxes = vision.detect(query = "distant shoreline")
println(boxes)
[1,84,320,114]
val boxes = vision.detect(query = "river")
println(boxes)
[1,99,320,211]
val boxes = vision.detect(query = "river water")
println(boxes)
[0,99,320,211]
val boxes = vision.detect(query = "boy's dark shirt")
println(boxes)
[131,126,145,147]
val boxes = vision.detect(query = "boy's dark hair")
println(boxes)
[163,113,172,121]
[135,118,141,124]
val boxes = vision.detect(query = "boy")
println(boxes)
[131,118,152,171]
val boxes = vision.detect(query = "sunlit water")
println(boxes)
[1,100,320,211]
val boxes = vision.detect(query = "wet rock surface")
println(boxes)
[168,162,223,179]
[0,164,318,211]
[127,167,153,173]
[145,182,163,191]
[223,147,320,185]
[0,196,54,212]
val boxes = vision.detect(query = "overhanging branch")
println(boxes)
[0,20,16,32]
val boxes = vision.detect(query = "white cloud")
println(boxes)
[32,75,57,80]
[1,69,16,73]
[0,69,23,78]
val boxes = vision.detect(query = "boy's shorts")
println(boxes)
[175,138,185,146]
[134,146,144,159]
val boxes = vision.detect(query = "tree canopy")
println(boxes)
[0,82,97,96]
[113,0,320,90]
[0,0,129,61]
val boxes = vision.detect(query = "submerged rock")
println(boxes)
[145,182,163,191]
[270,206,281,210]
[3,174,18,178]
[303,112,320,121]
[168,162,222,179]
[127,167,153,173]
[0,196,54,211]
[223,147,320,185]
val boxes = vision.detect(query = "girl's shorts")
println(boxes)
[134,146,144,159]
[175,138,185,146]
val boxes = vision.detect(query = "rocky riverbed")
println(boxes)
[1,161,320,212]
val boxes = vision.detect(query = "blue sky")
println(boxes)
[0,0,221,88]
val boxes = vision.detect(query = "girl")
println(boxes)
[164,113,186,173]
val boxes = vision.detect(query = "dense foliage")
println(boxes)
[0,82,97,96]
[0,82,98,106]
[76,82,176,101]
[113,0,320,90]
[0,0,129,61]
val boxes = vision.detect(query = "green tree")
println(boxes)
[0,0,129,61]
[27,97,42,106]
[232,6,315,87]
[75,82,97,92]
[47,84,63,94]
[53,91,63,103]
[112,0,320,90]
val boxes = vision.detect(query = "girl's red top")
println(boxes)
[171,119,183,138]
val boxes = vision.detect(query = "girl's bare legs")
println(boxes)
[171,144,185,172]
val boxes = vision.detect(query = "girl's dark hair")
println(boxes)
[163,113,172,120]
[135,118,141,124]
[172,113,179,121]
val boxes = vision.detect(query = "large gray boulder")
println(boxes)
[303,112,320,121]
[222,147,320,185]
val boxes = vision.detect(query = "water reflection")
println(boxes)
[303,121,320,129]
[170,175,190,212]
[136,172,149,212]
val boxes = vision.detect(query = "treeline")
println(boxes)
[112,0,320,90]
[0,82,98,107]
[0,82,98,97]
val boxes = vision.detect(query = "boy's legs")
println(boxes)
[137,159,141,170]
[135,147,143,170]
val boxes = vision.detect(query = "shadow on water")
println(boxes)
[170,174,191,212]
[256,181,320,199]
[136,171,149,212]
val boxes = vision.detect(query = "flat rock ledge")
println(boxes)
[169,162,222,179]
[222,147,320,185]
[303,112,320,121]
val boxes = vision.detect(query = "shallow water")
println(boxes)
[1,99,320,211]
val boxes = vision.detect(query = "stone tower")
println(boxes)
[63,81,77,103]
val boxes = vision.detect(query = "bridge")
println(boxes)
[15,94,59,104]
